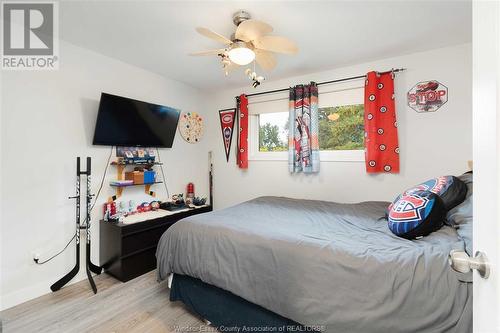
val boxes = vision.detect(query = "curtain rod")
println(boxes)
[242,68,406,98]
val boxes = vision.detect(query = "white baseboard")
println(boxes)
[1,273,86,311]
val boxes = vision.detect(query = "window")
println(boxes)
[258,112,288,152]
[249,84,365,162]
[318,104,364,151]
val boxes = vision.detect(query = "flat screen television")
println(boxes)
[92,93,180,147]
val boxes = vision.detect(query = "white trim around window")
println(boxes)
[319,149,365,162]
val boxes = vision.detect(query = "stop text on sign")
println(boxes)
[407,80,448,113]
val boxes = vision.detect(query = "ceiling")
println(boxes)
[59,1,471,90]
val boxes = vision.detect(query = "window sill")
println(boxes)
[249,150,365,162]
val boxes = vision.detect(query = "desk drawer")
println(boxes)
[122,223,170,256]
[121,247,157,281]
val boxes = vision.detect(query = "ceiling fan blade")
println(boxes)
[235,19,273,42]
[255,49,276,71]
[253,36,298,54]
[196,27,232,45]
[189,49,226,56]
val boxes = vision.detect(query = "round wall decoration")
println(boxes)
[178,111,204,143]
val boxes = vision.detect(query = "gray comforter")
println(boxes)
[157,197,472,332]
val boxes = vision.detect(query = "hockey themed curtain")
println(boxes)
[288,82,320,173]
[364,71,400,173]
[236,94,249,169]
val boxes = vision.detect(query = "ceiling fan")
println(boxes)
[190,10,298,75]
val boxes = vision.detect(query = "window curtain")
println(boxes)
[288,82,320,173]
[364,71,400,173]
[236,94,248,169]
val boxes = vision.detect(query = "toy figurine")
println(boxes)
[150,201,160,210]
[192,197,207,206]
[118,201,126,213]
[137,202,152,213]
[171,193,185,205]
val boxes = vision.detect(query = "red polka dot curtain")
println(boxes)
[364,71,400,173]
[237,94,249,169]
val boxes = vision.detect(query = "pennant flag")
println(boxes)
[219,109,236,162]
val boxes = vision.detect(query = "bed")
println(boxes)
[156,175,473,333]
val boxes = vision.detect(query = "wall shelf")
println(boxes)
[110,161,163,166]
[110,181,163,188]
[108,161,162,202]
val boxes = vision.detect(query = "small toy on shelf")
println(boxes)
[118,201,127,213]
[150,201,161,210]
[137,202,152,213]
[160,194,187,211]
[103,202,117,221]
[192,197,207,206]
[116,147,156,164]
[128,200,135,213]
[171,193,185,205]
[186,182,195,204]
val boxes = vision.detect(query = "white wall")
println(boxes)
[0,41,209,310]
[204,43,472,209]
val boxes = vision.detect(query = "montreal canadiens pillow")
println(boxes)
[388,190,446,239]
[387,176,467,239]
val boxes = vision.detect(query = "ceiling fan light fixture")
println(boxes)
[228,42,255,65]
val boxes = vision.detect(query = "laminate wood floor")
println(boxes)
[0,271,210,333]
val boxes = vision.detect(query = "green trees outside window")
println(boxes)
[318,104,364,151]
[258,104,364,152]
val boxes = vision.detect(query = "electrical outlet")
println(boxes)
[32,252,40,262]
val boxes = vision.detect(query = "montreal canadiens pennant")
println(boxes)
[219,108,236,162]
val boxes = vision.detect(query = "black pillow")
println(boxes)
[387,175,467,239]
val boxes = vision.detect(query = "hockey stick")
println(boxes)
[85,248,97,294]
[85,157,101,293]
[85,157,102,275]
[50,157,81,292]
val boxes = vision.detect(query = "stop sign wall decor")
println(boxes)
[407,80,448,113]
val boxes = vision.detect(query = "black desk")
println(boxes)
[99,205,212,282]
